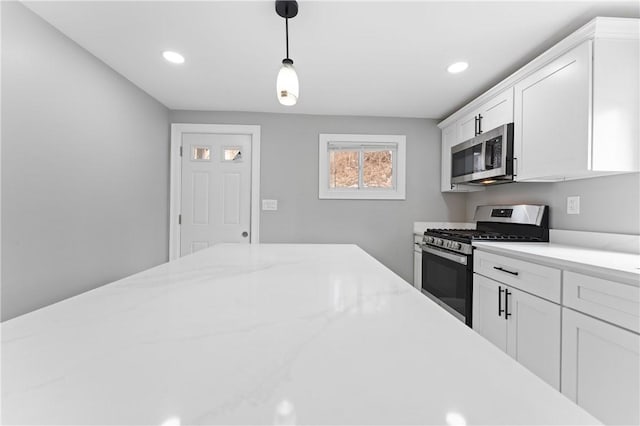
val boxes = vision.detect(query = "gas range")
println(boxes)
[422,205,549,255]
[419,204,549,327]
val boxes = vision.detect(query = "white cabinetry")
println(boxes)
[413,234,422,289]
[439,18,639,185]
[473,253,561,389]
[562,308,639,425]
[474,245,640,425]
[514,38,639,181]
[457,88,514,142]
[440,89,513,193]
[560,271,640,425]
[505,285,560,389]
[473,275,507,350]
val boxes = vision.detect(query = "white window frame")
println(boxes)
[319,133,406,200]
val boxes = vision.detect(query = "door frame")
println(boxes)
[169,123,261,260]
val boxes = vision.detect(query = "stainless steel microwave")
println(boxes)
[451,123,514,185]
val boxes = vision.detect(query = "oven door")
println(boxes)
[421,245,473,327]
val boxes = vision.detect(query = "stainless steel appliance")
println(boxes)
[421,204,549,326]
[451,123,514,185]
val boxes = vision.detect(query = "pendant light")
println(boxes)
[275,1,299,106]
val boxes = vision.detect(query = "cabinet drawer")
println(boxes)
[564,271,640,333]
[474,250,561,303]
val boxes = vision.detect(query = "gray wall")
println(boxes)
[1,3,170,321]
[170,111,467,282]
[465,173,640,234]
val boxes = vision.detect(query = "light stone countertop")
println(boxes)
[1,244,599,425]
[473,235,640,286]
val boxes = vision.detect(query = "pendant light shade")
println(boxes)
[277,59,299,106]
[275,1,299,106]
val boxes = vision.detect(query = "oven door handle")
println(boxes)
[421,245,467,266]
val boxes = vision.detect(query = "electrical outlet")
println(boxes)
[567,196,580,215]
[262,199,278,211]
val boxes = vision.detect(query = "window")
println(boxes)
[319,134,406,199]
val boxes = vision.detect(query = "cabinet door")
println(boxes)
[561,308,640,425]
[479,88,514,133]
[472,274,507,351]
[413,248,422,289]
[457,111,478,142]
[514,40,591,181]
[505,286,561,389]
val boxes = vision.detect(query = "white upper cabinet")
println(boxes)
[441,89,513,193]
[480,89,514,135]
[457,89,514,143]
[439,17,639,186]
[514,35,639,181]
[457,111,478,143]
[514,41,591,181]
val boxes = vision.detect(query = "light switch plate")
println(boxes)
[567,196,580,215]
[262,199,278,211]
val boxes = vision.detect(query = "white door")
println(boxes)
[561,308,640,425]
[505,286,561,390]
[472,274,507,352]
[180,133,252,256]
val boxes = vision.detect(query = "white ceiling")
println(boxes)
[24,1,639,119]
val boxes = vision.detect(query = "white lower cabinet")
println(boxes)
[561,308,639,425]
[473,273,561,389]
[413,246,422,289]
[474,247,640,424]
[473,274,508,351]
[505,285,561,389]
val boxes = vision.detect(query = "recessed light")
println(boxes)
[162,51,185,64]
[447,62,469,74]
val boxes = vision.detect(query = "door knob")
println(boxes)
[241,231,249,238]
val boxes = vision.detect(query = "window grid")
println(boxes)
[319,134,406,200]
[327,145,396,190]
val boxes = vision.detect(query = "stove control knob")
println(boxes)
[436,239,443,246]
[453,242,462,250]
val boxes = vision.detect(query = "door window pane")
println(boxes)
[223,148,242,162]
[329,150,359,188]
[363,150,393,188]
[192,146,211,161]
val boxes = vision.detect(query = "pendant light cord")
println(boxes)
[285,17,290,60]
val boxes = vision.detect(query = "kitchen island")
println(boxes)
[1,244,599,425]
